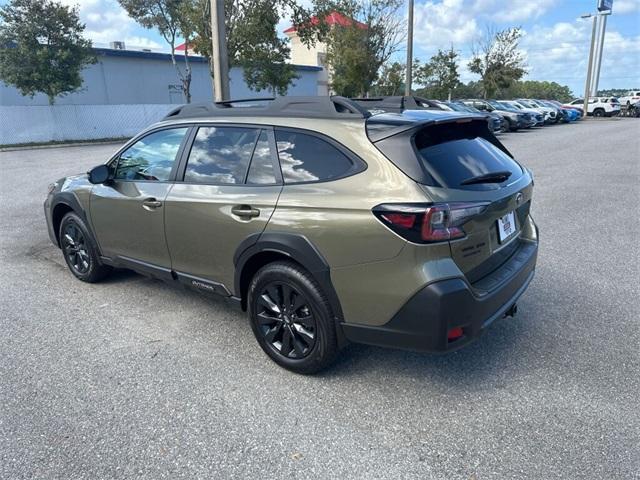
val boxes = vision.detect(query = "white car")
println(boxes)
[618,91,640,106]
[500,101,545,126]
[517,99,557,123]
[565,98,621,117]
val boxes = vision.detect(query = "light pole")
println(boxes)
[211,0,230,102]
[582,13,598,117]
[404,0,414,97]
[592,13,609,94]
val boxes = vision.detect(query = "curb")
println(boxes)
[1,139,127,152]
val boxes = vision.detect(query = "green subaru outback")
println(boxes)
[44,96,538,374]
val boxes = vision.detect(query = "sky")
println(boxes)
[3,0,639,95]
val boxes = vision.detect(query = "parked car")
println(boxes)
[537,100,572,123]
[460,99,528,131]
[443,100,505,133]
[517,99,558,124]
[546,100,583,119]
[44,96,538,374]
[499,100,545,126]
[618,90,640,107]
[565,97,621,117]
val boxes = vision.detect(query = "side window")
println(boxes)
[246,130,277,185]
[275,130,358,184]
[115,128,188,181]
[184,126,259,184]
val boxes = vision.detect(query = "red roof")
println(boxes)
[176,42,190,51]
[283,11,366,34]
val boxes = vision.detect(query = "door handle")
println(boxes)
[231,205,260,218]
[142,198,163,211]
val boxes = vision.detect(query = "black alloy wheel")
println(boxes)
[62,222,91,275]
[256,282,317,359]
[59,212,112,283]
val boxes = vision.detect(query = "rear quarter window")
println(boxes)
[275,129,364,184]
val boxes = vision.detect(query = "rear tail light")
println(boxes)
[373,202,488,243]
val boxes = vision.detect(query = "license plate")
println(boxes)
[497,211,516,243]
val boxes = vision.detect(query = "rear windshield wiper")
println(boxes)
[460,171,512,186]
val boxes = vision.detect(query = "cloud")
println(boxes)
[488,0,556,22]
[59,0,165,51]
[413,0,481,51]
[520,20,640,93]
[615,0,640,14]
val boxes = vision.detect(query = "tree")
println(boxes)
[320,0,405,97]
[119,0,195,103]
[186,0,315,96]
[0,0,95,105]
[415,47,460,100]
[498,80,573,102]
[468,27,527,98]
[371,61,405,96]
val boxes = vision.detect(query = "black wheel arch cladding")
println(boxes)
[234,232,345,326]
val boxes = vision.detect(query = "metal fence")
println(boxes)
[0,104,176,145]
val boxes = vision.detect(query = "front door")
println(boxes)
[90,127,190,271]
[164,125,282,292]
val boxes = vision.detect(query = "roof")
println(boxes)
[284,11,366,34]
[93,47,322,71]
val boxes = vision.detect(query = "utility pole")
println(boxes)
[592,13,608,95]
[404,0,414,97]
[582,13,598,117]
[210,0,230,102]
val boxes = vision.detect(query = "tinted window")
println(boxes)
[247,130,277,185]
[115,128,188,181]
[275,130,356,184]
[184,126,259,184]
[414,123,522,191]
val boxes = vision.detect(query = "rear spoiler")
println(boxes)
[367,114,513,159]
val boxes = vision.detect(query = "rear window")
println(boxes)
[414,123,523,191]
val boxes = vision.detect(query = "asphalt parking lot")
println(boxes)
[1,118,638,479]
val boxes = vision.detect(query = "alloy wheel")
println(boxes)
[256,282,317,359]
[62,223,91,274]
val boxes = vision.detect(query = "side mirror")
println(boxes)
[88,164,111,184]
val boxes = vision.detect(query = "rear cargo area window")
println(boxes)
[414,123,523,190]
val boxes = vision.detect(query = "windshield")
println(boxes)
[488,100,506,110]
[518,100,536,108]
[503,102,522,110]
[446,102,473,113]
[490,100,516,112]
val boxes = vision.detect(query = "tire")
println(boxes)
[248,261,339,374]
[593,108,605,117]
[59,212,112,283]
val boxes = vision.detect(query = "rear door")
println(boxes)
[163,124,282,293]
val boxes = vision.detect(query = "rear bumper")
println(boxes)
[342,238,538,353]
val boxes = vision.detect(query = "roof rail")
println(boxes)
[163,96,371,120]
[351,96,441,113]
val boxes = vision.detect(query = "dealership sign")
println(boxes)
[598,0,613,12]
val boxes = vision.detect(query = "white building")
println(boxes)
[283,11,366,96]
